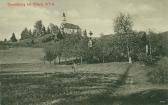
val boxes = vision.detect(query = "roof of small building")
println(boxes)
[61,23,80,29]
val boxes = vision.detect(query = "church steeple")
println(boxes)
[62,12,66,23]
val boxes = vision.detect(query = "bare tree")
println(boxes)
[113,13,133,63]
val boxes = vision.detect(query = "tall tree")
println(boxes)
[28,29,33,37]
[49,24,60,35]
[113,13,133,63]
[4,38,7,42]
[41,26,46,36]
[20,28,29,40]
[10,33,17,42]
[34,20,43,37]
[83,29,87,37]
[46,26,51,34]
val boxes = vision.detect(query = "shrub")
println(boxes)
[148,57,168,84]
[44,46,56,64]
[42,35,54,43]
[137,53,159,65]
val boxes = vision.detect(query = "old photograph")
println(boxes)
[0,0,168,105]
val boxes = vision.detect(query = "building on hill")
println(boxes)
[60,12,82,35]
[60,23,81,35]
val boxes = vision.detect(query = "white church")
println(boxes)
[60,13,82,35]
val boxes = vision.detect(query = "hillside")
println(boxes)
[0,47,44,64]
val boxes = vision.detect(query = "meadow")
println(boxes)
[1,48,168,105]
[0,48,44,64]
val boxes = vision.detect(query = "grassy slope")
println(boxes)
[1,72,124,105]
[0,47,130,75]
[0,47,44,64]
[1,47,168,103]
[0,50,131,105]
[114,63,168,96]
[1,62,130,75]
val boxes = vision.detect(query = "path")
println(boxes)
[114,63,168,96]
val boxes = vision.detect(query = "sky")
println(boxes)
[0,0,168,40]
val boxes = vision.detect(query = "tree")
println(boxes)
[57,31,64,40]
[42,26,46,36]
[49,23,59,35]
[83,29,87,37]
[46,26,51,34]
[140,31,148,55]
[94,38,109,63]
[4,38,7,42]
[10,33,17,42]
[34,20,43,37]
[44,46,56,64]
[75,35,88,64]
[54,40,65,64]
[113,13,133,63]
[147,30,162,56]
[28,29,33,37]
[20,28,30,40]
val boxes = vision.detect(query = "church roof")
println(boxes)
[62,23,80,29]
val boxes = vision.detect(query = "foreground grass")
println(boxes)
[1,63,168,105]
[1,72,122,105]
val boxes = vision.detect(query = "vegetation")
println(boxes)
[0,41,9,50]
[148,57,168,84]
[44,46,56,64]
[113,13,133,63]
[2,12,167,65]
[10,33,17,42]
[42,13,167,65]
[0,70,123,105]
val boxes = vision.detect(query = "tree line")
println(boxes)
[7,20,60,43]
[3,13,167,65]
[44,13,168,65]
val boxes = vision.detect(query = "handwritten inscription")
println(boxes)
[8,2,55,8]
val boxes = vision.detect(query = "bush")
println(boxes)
[137,53,159,65]
[44,46,56,64]
[148,57,168,84]
[0,43,9,50]
[42,35,54,43]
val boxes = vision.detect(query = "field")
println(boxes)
[1,62,131,105]
[1,72,123,105]
[1,48,168,105]
[0,48,44,64]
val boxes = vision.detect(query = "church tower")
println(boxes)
[62,12,66,24]
[60,12,81,35]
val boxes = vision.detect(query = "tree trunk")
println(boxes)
[129,56,132,64]
[150,45,152,55]
[80,56,83,64]
[126,35,132,64]
[146,44,149,55]
[102,56,105,63]
[43,56,45,64]
[64,57,67,64]
[58,56,61,64]
[54,57,56,65]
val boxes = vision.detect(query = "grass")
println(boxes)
[1,62,129,75]
[2,71,168,105]
[114,63,168,96]
[0,47,44,64]
[1,72,122,105]
[1,48,168,105]
[0,59,131,105]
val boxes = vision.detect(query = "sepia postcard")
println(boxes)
[0,0,168,105]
